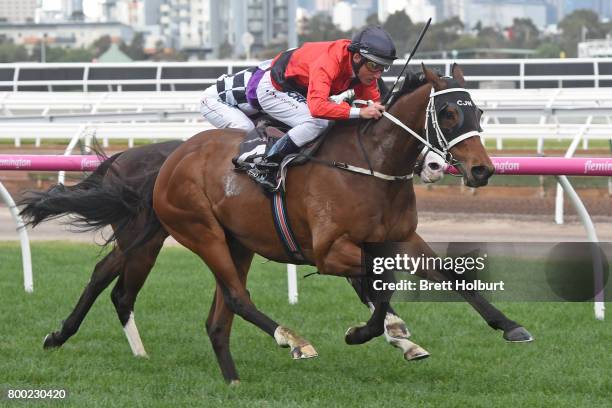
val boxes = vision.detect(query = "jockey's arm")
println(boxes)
[306,58,360,121]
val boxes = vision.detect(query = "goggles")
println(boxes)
[364,60,390,73]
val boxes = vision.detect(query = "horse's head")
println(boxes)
[421,63,493,187]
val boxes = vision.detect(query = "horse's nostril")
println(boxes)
[428,163,441,171]
[471,165,492,181]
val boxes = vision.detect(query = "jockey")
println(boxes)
[254,25,397,188]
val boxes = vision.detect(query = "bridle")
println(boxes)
[280,83,484,188]
[351,85,483,179]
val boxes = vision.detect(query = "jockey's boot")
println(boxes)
[256,134,299,190]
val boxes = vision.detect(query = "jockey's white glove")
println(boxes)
[329,89,355,104]
[420,151,446,183]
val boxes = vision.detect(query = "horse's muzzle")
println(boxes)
[466,165,495,187]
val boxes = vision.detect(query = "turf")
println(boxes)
[0,242,610,407]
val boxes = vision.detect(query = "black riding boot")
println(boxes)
[256,134,299,190]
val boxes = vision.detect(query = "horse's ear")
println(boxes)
[422,63,440,85]
[452,63,466,87]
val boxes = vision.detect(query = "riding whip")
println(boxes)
[382,17,432,107]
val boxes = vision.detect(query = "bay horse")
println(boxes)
[152,64,532,383]
[18,137,427,358]
[18,75,458,363]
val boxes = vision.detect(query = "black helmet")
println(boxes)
[348,26,397,66]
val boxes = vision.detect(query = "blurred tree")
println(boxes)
[299,13,348,43]
[366,14,379,26]
[476,26,506,49]
[535,42,563,58]
[45,47,94,62]
[419,17,463,55]
[508,18,540,49]
[120,33,147,60]
[92,35,112,58]
[0,41,29,62]
[382,10,414,55]
[558,10,605,57]
[218,40,234,59]
[257,41,288,59]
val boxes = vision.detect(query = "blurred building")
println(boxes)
[314,0,339,14]
[543,0,610,23]
[36,0,84,23]
[0,0,37,23]
[438,0,546,29]
[578,37,612,57]
[377,0,436,24]
[225,0,297,58]
[0,21,134,48]
[332,1,369,31]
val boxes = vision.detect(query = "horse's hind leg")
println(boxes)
[156,197,316,382]
[110,230,166,357]
[205,238,251,384]
[347,278,430,361]
[409,234,533,342]
[43,249,123,349]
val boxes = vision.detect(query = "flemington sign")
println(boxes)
[1,155,612,176]
[446,156,612,176]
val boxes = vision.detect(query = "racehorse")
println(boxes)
[151,64,533,383]
[19,140,429,361]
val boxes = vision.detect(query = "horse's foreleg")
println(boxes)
[43,249,123,349]
[318,236,423,350]
[409,234,533,342]
[347,278,430,360]
[109,231,166,358]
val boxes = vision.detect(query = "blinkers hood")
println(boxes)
[426,88,483,151]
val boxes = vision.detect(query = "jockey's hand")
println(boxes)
[359,102,385,120]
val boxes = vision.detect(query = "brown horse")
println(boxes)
[152,64,532,383]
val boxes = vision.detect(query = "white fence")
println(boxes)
[3,58,612,92]
[2,89,612,154]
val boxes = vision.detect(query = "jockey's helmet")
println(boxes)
[348,26,398,67]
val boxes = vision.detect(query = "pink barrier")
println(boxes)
[448,157,612,177]
[0,154,611,176]
[0,155,101,171]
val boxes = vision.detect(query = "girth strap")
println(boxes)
[270,191,307,264]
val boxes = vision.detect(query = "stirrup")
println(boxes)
[255,161,280,169]
[248,168,279,191]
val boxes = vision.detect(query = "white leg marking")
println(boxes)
[274,326,289,347]
[123,312,148,358]
[384,313,411,339]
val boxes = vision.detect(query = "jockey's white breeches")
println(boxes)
[199,85,258,131]
[256,71,330,147]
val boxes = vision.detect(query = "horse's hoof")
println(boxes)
[503,326,534,343]
[404,345,430,361]
[344,324,366,345]
[43,332,63,349]
[229,380,241,386]
[291,344,318,359]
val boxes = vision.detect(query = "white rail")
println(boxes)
[3,58,612,91]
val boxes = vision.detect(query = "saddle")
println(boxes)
[232,124,325,191]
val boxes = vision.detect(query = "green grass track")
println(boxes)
[0,242,610,407]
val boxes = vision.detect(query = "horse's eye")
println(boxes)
[444,111,454,119]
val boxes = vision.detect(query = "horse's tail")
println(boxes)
[18,152,148,248]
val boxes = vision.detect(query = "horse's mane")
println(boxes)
[383,70,428,111]
[384,69,463,111]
